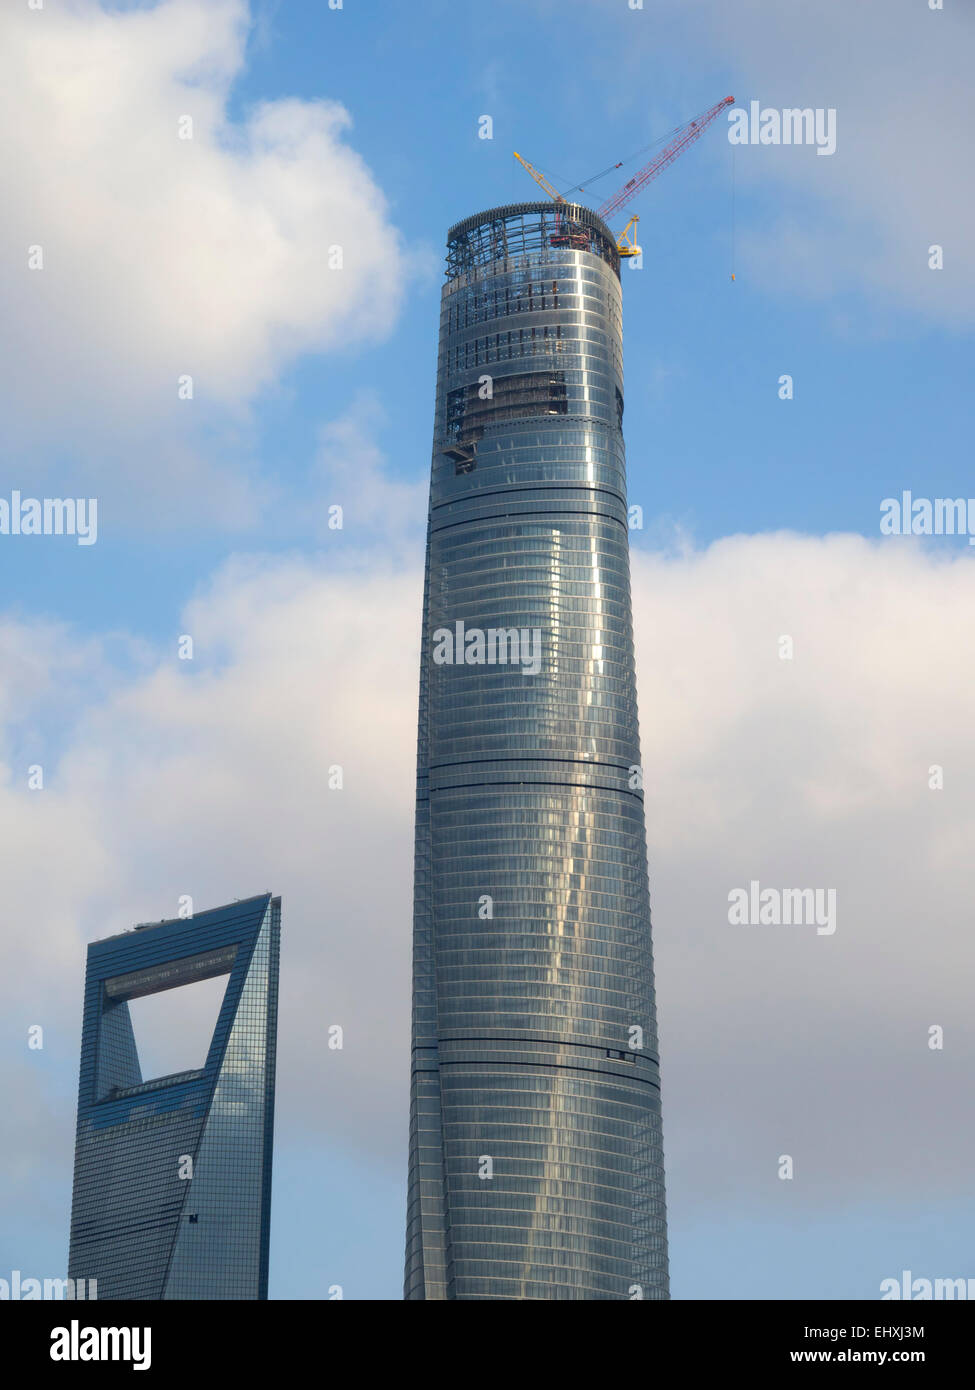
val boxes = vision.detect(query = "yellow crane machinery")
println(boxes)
[512,152,564,204]
[616,215,641,258]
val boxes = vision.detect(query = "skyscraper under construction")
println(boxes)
[405,201,668,1300]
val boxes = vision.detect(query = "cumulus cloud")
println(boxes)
[0,0,408,512]
[632,534,975,1229]
[1,532,973,1292]
[311,392,428,550]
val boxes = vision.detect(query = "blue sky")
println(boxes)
[1,0,973,1301]
[6,0,973,636]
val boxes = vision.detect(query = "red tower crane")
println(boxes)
[596,95,735,223]
[515,95,734,258]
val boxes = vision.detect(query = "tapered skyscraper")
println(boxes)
[68,894,280,1300]
[406,202,668,1300]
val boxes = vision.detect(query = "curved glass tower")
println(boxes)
[406,202,668,1300]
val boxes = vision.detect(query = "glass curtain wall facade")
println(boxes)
[68,894,280,1300]
[406,202,668,1300]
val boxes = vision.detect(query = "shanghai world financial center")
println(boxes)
[67,202,666,1302]
[68,895,280,1300]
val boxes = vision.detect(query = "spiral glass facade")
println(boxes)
[405,202,668,1300]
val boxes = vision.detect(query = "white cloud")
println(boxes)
[2,532,973,1274]
[634,532,975,1213]
[0,0,408,511]
[311,392,428,550]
